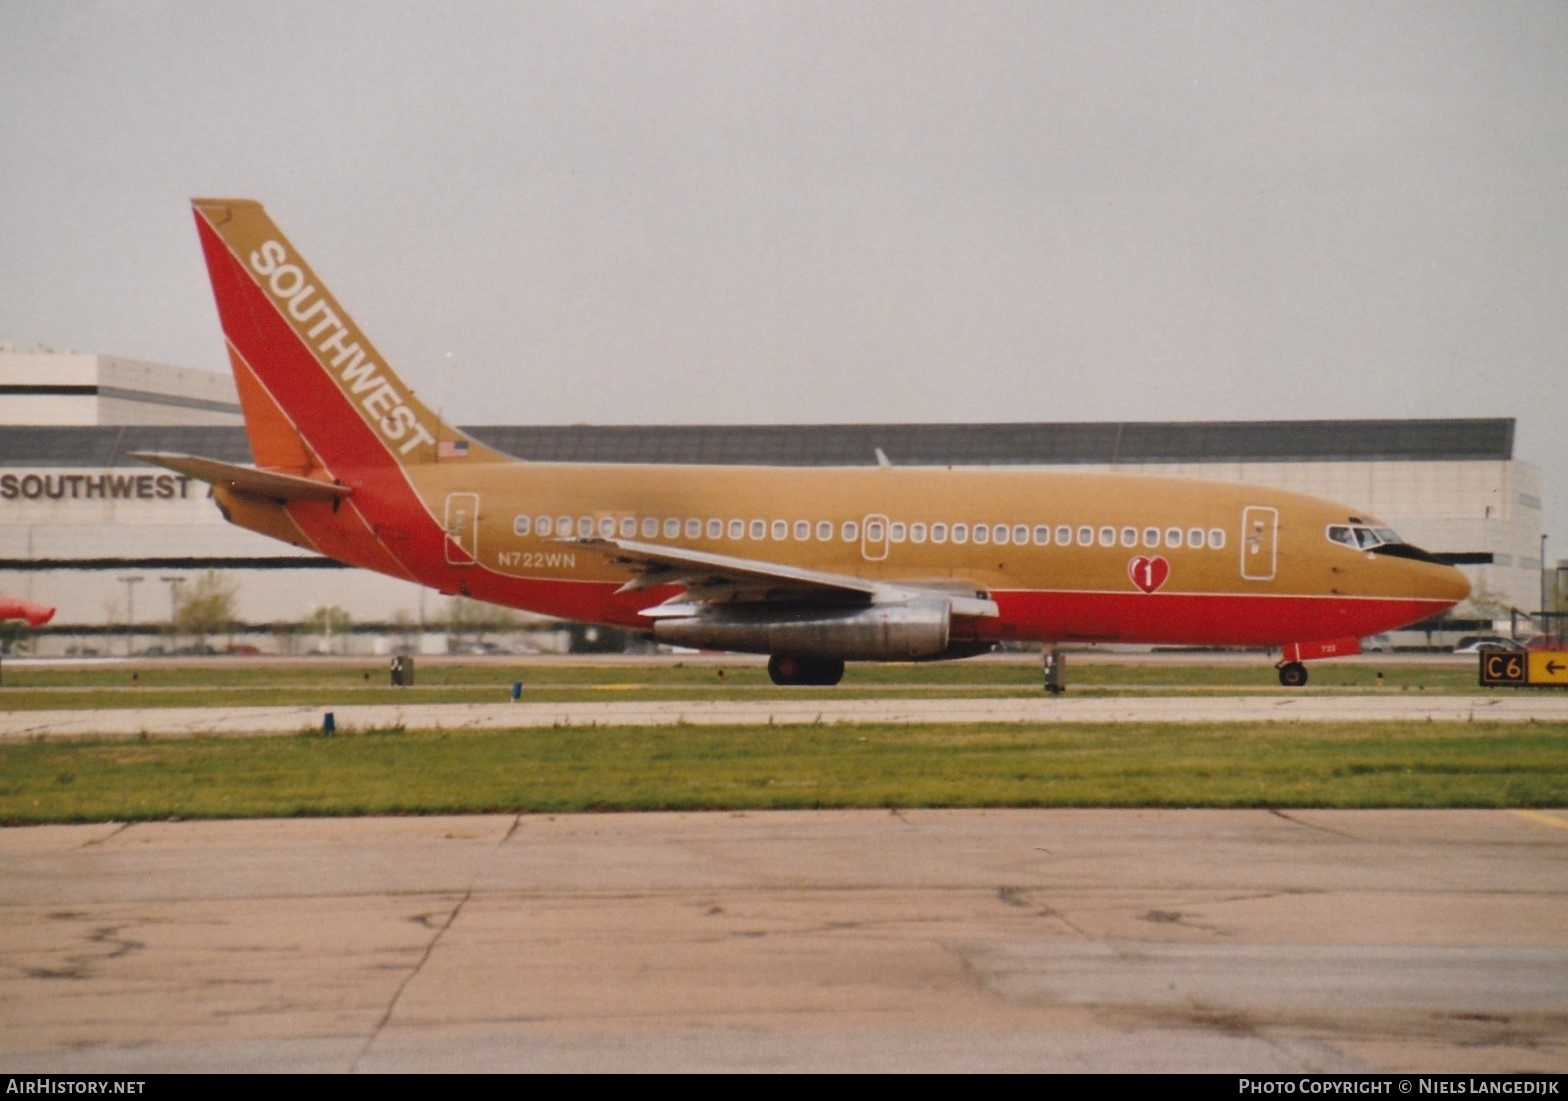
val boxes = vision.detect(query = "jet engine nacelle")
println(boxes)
[653,598,951,661]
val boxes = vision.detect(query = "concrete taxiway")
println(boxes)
[2,692,1567,740]
[1,808,1564,1073]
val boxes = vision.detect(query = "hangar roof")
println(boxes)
[0,418,1516,468]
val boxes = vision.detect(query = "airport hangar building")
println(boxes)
[0,352,1544,655]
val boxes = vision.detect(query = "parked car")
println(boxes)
[1452,636,1526,654]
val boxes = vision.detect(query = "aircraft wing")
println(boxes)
[132,452,352,502]
[570,537,999,619]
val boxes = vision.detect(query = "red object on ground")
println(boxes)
[0,597,56,627]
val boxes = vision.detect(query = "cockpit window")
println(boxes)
[1328,524,1406,550]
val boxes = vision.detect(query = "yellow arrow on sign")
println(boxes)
[1527,651,1568,686]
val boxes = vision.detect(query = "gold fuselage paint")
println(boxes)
[393,458,1461,606]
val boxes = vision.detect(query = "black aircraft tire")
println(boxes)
[767,655,798,685]
[1278,662,1309,688]
[768,655,845,686]
[808,658,846,686]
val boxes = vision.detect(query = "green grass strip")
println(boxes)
[2,720,1563,824]
[0,658,1494,709]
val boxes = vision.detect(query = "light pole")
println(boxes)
[1541,535,1549,627]
[160,575,184,650]
[117,575,143,657]
[1555,560,1567,645]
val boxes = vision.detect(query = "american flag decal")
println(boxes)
[438,439,469,458]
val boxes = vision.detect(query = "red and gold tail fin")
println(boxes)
[191,198,504,477]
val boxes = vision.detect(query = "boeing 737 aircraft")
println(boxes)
[137,199,1470,686]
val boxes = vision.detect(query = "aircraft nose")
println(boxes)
[1435,563,1471,607]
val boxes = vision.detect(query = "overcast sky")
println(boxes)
[3,1,1565,540]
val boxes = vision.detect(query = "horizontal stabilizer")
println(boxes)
[132,452,351,502]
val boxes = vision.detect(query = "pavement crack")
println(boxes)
[997,886,1032,908]
[352,888,471,1073]
[80,822,132,848]
[996,886,1093,936]
[87,924,143,960]
[1137,908,1232,935]
[1268,808,1360,839]
[21,923,144,980]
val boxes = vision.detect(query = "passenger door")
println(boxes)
[1240,506,1277,581]
[444,492,479,566]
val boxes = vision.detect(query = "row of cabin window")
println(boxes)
[511,514,1228,551]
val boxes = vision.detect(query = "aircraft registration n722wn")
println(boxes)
[138,198,1470,687]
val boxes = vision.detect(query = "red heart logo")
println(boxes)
[1128,555,1169,594]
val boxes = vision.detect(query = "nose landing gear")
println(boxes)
[1276,661,1308,688]
[1275,636,1359,688]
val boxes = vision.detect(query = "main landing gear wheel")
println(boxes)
[767,655,845,686]
[1277,661,1308,688]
